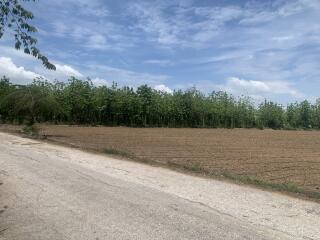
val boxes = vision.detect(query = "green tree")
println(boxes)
[0,75,13,97]
[137,85,153,126]
[0,75,14,122]
[286,102,300,128]
[258,100,284,129]
[0,79,60,125]
[2,76,320,131]
[299,100,311,128]
[311,99,320,129]
[64,77,96,124]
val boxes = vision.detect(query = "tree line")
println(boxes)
[0,76,319,130]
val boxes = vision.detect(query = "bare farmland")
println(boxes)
[1,125,320,197]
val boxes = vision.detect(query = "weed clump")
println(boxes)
[104,148,133,158]
[22,125,46,139]
[22,125,39,136]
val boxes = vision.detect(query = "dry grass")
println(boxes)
[1,124,320,199]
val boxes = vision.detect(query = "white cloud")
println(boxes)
[45,0,131,52]
[277,0,307,17]
[220,77,302,98]
[0,46,36,60]
[0,54,168,87]
[128,3,180,45]
[0,55,85,84]
[86,34,108,50]
[49,19,132,51]
[127,2,245,48]
[239,11,276,25]
[194,6,243,22]
[154,84,173,94]
[144,59,172,66]
[79,6,109,17]
[56,64,83,78]
[272,36,294,42]
[86,64,170,86]
[42,0,110,17]
[91,77,108,86]
[127,0,318,48]
[126,0,320,51]
[239,0,313,25]
[34,63,84,81]
[0,57,41,84]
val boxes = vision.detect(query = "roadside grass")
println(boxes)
[22,125,39,137]
[21,125,47,139]
[228,174,320,200]
[102,148,320,201]
[104,148,133,159]
[190,165,320,201]
[159,161,320,201]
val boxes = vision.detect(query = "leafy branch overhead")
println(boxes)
[0,0,55,70]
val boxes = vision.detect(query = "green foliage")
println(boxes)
[257,100,285,129]
[0,78,61,125]
[0,0,55,69]
[22,124,39,136]
[104,148,133,158]
[0,76,14,97]
[63,77,96,124]
[1,76,320,130]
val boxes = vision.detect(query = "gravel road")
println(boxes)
[0,132,319,240]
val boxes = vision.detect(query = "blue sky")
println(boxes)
[1,0,320,104]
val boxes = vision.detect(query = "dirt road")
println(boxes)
[0,132,319,240]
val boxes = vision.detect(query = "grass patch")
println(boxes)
[104,148,133,158]
[22,125,39,135]
[188,163,202,173]
[165,162,320,201]
[21,125,47,139]
[217,170,320,201]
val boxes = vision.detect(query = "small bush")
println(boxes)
[22,125,40,136]
[21,125,46,139]
[283,124,297,131]
[104,148,132,158]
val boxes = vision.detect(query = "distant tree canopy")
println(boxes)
[0,0,55,69]
[0,76,319,130]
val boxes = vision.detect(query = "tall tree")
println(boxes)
[299,100,311,128]
[137,85,153,126]
[0,79,60,125]
[257,100,284,129]
[1,76,320,131]
[64,77,96,124]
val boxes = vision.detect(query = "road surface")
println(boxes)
[0,132,319,240]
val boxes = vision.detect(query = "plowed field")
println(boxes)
[1,124,320,195]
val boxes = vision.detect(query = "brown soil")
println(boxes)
[1,124,320,195]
